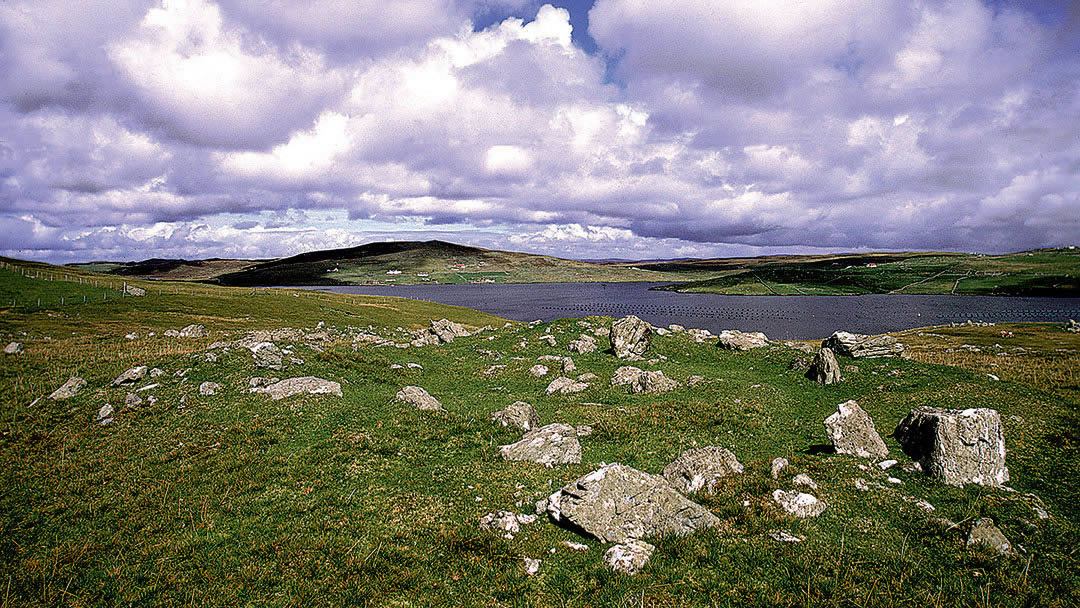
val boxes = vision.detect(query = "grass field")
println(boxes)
[1,259,1079,606]
[655,248,1080,296]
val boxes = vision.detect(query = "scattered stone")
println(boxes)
[886,476,902,484]
[539,334,557,347]
[768,531,804,543]
[894,407,1009,486]
[878,459,898,470]
[577,372,597,381]
[610,315,651,359]
[406,362,422,370]
[492,401,541,431]
[575,425,593,437]
[628,370,680,394]
[178,324,207,338]
[686,328,713,343]
[396,386,445,411]
[4,342,22,354]
[125,332,138,340]
[113,365,148,386]
[668,324,685,333]
[204,352,218,363]
[662,447,744,494]
[771,457,789,479]
[431,318,470,343]
[561,540,588,551]
[788,356,813,372]
[603,539,655,575]
[254,377,342,400]
[902,496,936,511]
[824,400,889,458]
[611,366,643,386]
[250,342,284,369]
[164,329,181,337]
[538,355,575,373]
[500,423,582,466]
[1066,319,1080,333]
[967,518,1015,556]
[529,364,550,377]
[687,375,705,386]
[568,334,598,354]
[96,403,114,425]
[523,557,541,576]
[49,377,86,400]
[807,347,842,385]
[902,461,922,473]
[124,392,143,408]
[390,364,404,370]
[793,473,818,490]
[249,377,280,388]
[545,377,589,395]
[772,490,826,518]
[479,511,537,539]
[149,368,164,377]
[137,383,158,392]
[822,331,903,358]
[123,284,146,296]
[199,381,221,396]
[716,330,768,351]
[546,463,720,543]
[654,327,670,336]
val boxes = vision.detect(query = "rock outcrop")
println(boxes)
[772,490,826,518]
[893,407,1009,486]
[822,331,903,358]
[611,366,679,394]
[967,518,1014,556]
[662,447,744,494]
[430,318,470,343]
[500,423,582,466]
[610,316,651,359]
[807,347,842,385]
[491,401,541,431]
[178,324,207,338]
[254,377,342,400]
[546,463,720,543]
[716,330,768,351]
[824,400,889,458]
[395,386,445,411]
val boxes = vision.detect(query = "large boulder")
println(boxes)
[716,330,768,351]
[824,400,889,458]
[893,407,1009,486]
[396,386,445,411]
[500,423,582,467]
[431,319,470,343]
[545,377,589,395]
[662,447,744,494]
[807,347,842,385]
[492,401,541,431]
[611,366,643,387]
[49,377,87,400]
[628,370,680,394]
[610,316,651,359]
[822,331,903,358]
[178,324,207,338]
[546,463,720,543]
[254,377,342,400]
[113,366,148,385]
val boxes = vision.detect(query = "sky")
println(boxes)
[0,0,1078,263]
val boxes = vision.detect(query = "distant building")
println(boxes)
[387,270,402,275]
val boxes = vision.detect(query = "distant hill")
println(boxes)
[69,258,258,281]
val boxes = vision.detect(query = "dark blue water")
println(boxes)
[287,282,1080,340]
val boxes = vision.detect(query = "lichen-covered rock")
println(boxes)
[545,377,589,395]
[491,401,541,431]
[529,364,549,377]
[967,518,1014,556]
[822,331,903,358]
[250,342,283,369]
[807,347,842,385]
[255,377,342,400]
[4,342,22,354]
[604,539,655,575]
[178,324,207,338]
[395,386,445,411]
[96,403,114,425]
[716,330,768,351]
[611,366,643,386]
[894,407,1009,486]
[49,377,86,400]
[500,423,582,466]
[662,447,744,494]
[547,463,720,543]
[431,318,470,343]
[772,490,826,518]
[824,400,889,458]
[479,511,537,539]
[686,328,713,343]
[568,334,598,354]
[629,370,680,394]
[770,457,788,478]
[199,381,221,396]
[113,365,148,385]
[610,315,651,359]
[538,355,575,373]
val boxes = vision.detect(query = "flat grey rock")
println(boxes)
[824,400,889,458]
[49,377,86,400]
[113,365,148,385]
[716,330,768,351]
[604,539,655,575]
[491,401,541,431]
[178,324,207,338]
[500,423,581,466]
[822,331,903,358]
[396,385,444,411]
[255,377,342,400]
[545,376,589,394]
[967,518,1014,556]
[663,447,744,494]
[772,490,826,518]
[199,381,221,396]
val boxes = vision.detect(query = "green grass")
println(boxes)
[658,248,1080,296]
[1,259,1079,606]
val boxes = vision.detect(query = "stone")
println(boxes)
[1065,319,1079,333]
[562,540,588,551]
[523,557,541,576]
[539,334,557,347]
[113,365,148,385]
[254,377,343,400]
[491,401,541,431]
[149,368,164,377]
[807,347,842,385]
[164,329,181,337]
[967,518,1014,556]
[687,375,705,386]
[199,381,221,396]
[96,403,114,425]
[611,366,643,387]
[667,324,685,333]
[716,330,769,351]
[770,457,789,479]
[546,463,720,543]
[822,331,903,358]
[662,447,744,494]
[610,315,651,359]
[4,342,22,354]
[123,284,145,296]
[249,342,283,369]
[248,377,280,388]
[792,473,818,490]
[431,318,470,343]
[529,364,550,377]
[538,355,575,373]
[686,328,713,343]
[788,355,813,372]
[824,400,889,458]
[878,459,898,470]
[575,425,593,437]
[178,324,207,338]
[632,370,679,394]
[893,407,1009,486]
[49,377,86,400]
[768,531,804,543]
[604,539,655,575]
[396,386,445,411]
[568,334,598,354]
[545,377,589,395]
[577,372,597,381]
[500,423,582,466]
[479,511,537,539]
[772,490,826,518]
